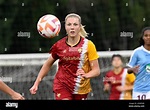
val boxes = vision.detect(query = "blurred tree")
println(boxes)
[1,0,150,53]
[0,0,19,53]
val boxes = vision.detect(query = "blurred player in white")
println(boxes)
[0,80,24,100]
[127,27,150,100]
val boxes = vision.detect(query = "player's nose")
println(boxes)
[70,24,74,29]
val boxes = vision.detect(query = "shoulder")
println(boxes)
[126,72,135,78]
[83,38,96,47]
[130,46,143,56]
[80,37,96,48]
[87,38,94,44]
[126,72,136,82]
[133,46,143,53]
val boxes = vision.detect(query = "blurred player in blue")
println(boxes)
[127,27,150,100]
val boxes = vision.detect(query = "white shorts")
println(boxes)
[132,91,150,100]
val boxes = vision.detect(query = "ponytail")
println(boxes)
[79,25,88,37]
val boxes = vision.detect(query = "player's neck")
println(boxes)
[144,45,150,51]
[113,67,123,75]
[67,35,81,47]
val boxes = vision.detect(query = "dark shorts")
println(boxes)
[54,88,88,100]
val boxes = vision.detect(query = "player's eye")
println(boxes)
[73,23,78,26]
[66,23,71,26]
[144,34,148,37]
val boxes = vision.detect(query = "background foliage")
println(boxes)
[1,0,150,54]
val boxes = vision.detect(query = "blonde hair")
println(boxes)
[65,13,88,37]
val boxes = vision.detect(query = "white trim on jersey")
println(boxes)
[73,39,88,94]
[127,46,142,67]
[119,69,128,100]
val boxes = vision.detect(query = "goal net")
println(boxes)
[0,50,133,100]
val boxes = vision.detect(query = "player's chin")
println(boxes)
[68,34,77,37]
[146,43,150,46]
[145,41,150,45]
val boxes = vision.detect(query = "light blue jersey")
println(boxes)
[127,46,150,92]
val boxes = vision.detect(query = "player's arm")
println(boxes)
[103,83,111,92]
[126,50,139,74]
[124,73,135,91]
[33,55,56,85]
[103,72,111,92]
[127,65,140,74]
[76,40,100,78]
[30,55,56,94]
[116,85,134,92]
[0,80,24,100]
[86,59,100,78]
[124,85,134,91]
[77,40,100,78]
[77,59,100,79]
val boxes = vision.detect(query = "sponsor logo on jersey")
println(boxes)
[146,64,150,73]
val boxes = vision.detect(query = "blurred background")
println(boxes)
[1,0,150,54]
[0,0,150,100]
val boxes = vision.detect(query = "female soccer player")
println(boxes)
[103,54,135,100]
[30,13,100,100]
[0,80,24,100]
[127,27,150,100]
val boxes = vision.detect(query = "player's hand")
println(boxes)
[30,85,38,95]
[130,65,140,74]
[116,86,125,92]
[103,83,110,91]
[76,69,86,78]
[11,92,25,100]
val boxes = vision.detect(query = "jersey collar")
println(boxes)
[65,36,82,47]
[141,46,150,54]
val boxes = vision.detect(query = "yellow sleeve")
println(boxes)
[126,73,136,83]
[87,40,99,61]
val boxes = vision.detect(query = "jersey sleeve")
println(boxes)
[126,73,136,84]
[127,50,138,67]
[49,43,59,60]
[87,40,99,61]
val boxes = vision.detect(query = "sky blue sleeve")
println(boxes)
[127,50,138,67]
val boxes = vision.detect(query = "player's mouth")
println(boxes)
[145,40,150,45]
[70,30,75,34]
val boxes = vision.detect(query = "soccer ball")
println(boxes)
[37,14,61,38]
